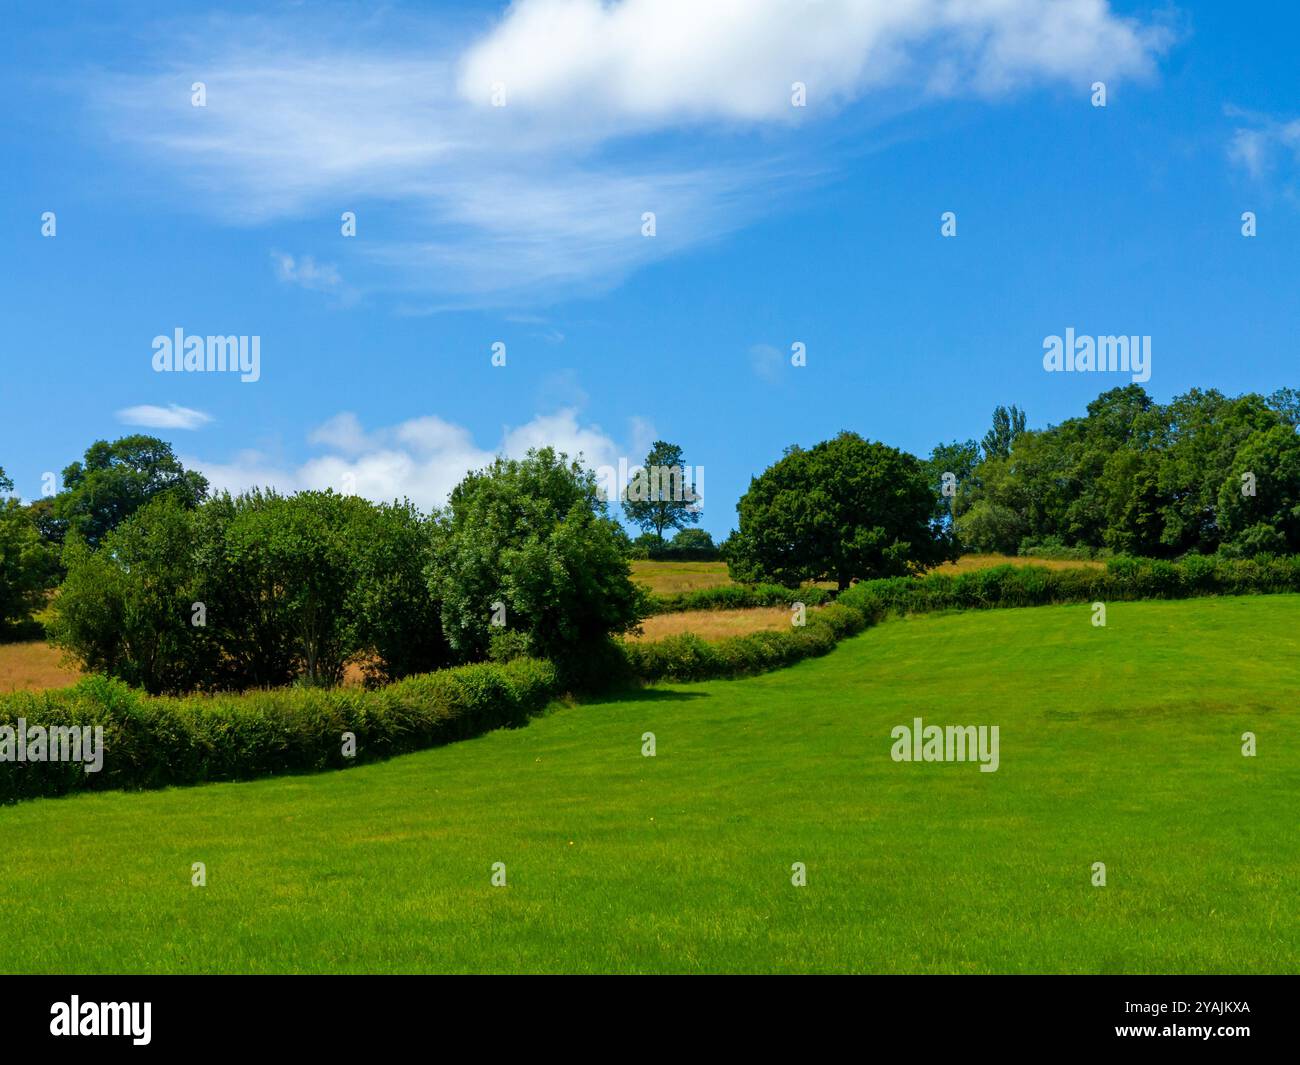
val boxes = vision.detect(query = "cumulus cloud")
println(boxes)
[92,2,1170,306]
[186,408,633,511]
[459,0,1169,122]
[117,403,214,430]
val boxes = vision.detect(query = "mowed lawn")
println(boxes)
[1,596,1297,974]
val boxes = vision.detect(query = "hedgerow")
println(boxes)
[838,554,1300,616]
[0,657,558,802]
[7,554,1300,802]
[645,582,833,615]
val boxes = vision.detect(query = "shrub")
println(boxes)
[646,582,833,615]
[0,657,560,803]
[431,447,644,680]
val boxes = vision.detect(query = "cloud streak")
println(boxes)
[117,403,214,430]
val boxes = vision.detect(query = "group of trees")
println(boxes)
[6,382,1300,692]
[0,467,59,635]
[45,447,642,694]
[928,387,1300,558]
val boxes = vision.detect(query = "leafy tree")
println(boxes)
[48,495,216,692]
[981,405,1026,460]
[622,440,701,542]
[1218,424,1300,555]
[349,500,450,686]
[0,468,59,636]
[953,500,1026,555]
[54,435,208,548]
[925,439,980,527]
[432,447,644,674]
[220,491,365,687]
[727,432,954,590]
[51,489,448,692]
[669,528,715,551]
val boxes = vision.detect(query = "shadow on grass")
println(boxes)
[593,687,711,705]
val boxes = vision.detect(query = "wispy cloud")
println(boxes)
[272,252,357,305]
[1226,106,1300,183]
[91,2,1171,308]
[117,403,214,430]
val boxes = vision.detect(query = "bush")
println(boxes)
[0,470,59,639]
[0,657,560,803]
[838,555,1300,617]
[646,582,833,615]
[431,447,644,679]
[49,490,448,694]
[621,600,876,684]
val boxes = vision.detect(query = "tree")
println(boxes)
[622,440,701,542]
[432,448,644,674]
[668,528,715,552]
[48,495,216,692]
[981,405,1026,461]
[1218,423,1300,555]
[0,468,59,636]
[220,490,367,687]
[54,435,208,548]
[727,432,954,590]
[50,489,449,692]
[348,500,450,686]
[925,439,980,527]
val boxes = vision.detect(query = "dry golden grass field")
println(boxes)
[629,606,799,642]
[0,641,82,693]
[932,552,1105,574]
[629,559,733,594]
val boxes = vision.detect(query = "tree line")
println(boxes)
[2,382,1297,692]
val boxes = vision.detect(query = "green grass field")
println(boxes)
[2,595,1297,973]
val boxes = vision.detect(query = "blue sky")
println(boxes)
[3,0,1299,538]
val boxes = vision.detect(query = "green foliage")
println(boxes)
[728,431,955,590]
[954,500,1026,554]
[838,554,1300,616]
[621,600,874,683]
[0,468,59,638]
[981,404,1026,460]
[50,490,447,693]
[52,435,209,548]
[621,440,701,541]
[946,386,1300,558]
[925,439,980,526]
[0,657,559,802]
[628,527,720,561]
[432,447,644,676]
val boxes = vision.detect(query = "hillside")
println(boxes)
[2,595,1296,974]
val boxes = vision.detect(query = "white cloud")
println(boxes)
[186,408,638,511]
[117,403,214,430]
[458,0,1169,121]
[92,2,1170,306]
[1227,108,1300,182]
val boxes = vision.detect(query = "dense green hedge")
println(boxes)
[646,582,833,615]
[8,553,1300,803]
[839,554,1300,616]
[621,602,876,683]
[0,658,558,802]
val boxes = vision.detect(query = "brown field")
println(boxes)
[629,607,800,642]
[931,552,1105,574]
[631,553,1103,597]
[0,641,82,693]
[630,560,733,595]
